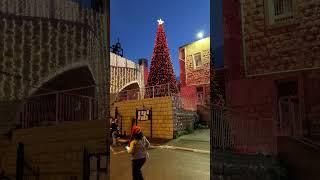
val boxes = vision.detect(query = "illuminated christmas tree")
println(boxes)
[147,19,178,95]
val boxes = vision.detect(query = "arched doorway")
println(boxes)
[116,82,140,102]
[19,66,97,128]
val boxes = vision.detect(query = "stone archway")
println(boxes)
[114,81,140,102]
[18,66,97,128]
[119,81,140,92]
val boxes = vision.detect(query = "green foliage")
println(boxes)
[173,127,194,139]
[185,127,194,134]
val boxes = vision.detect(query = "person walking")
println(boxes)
[126,126,150,180]
[110,118,119,146]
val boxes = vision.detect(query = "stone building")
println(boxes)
[223,0,320,153]
[0,0,109,179]
[110,53,147,103]
[179,37,211,111]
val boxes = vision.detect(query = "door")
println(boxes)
[278,96,302,137]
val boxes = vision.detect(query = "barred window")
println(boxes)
[193,52,202,69]
[267,0,294,25]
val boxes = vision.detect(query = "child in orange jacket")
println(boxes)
[126,126,150,180]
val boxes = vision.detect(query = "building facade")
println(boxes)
[223,0,320,152]
[179,37,211,110]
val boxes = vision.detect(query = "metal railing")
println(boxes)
[212,105,275,154]
[271,0,294,24]
[19,87,98,128]
[115,83,178,102]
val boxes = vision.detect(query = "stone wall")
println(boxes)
[173,109,198,135]
[243,0,320,76]
[0,2,108,129]
[0,0,94,23]
[0,13,102,101]
[110,53,146,94]
[112,96,174,139]
[223,0,320,152]
[0,120,107,179]
[181,37,210,86]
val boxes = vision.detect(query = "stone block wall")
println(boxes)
[173,109,198,135]
[225,70,320,153]
[181,37,210,86]
[110,53,146,95]
[180,86,197,111]
[243,0,320,76]
[112,96,174,139]
[223,0,320,153]
[0,14,102,101]
[0,4,109,128]
[0,0,94,23]
[0,120,107,179]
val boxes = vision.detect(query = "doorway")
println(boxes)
[277,80,302,137]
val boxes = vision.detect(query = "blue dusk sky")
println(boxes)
[110,0,211,77]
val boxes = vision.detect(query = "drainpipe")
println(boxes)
[240,0,248,77]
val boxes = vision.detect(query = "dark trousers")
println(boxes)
[132,158,146,180]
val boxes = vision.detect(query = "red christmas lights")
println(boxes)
[147,20,178,95]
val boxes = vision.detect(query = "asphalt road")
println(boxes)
[110,148,210,180]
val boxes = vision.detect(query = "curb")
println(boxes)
[150,145,210,154]
[115,139,210,154]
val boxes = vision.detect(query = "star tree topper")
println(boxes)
[157,18,164,25]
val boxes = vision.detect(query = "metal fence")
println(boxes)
[115,83,178,102]
[212,105,275,155]
[19,87,98,128]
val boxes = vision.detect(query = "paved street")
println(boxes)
[111,129,210,180]
[111,148,210,180]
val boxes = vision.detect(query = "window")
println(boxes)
[193,52,202,69]
[267,0,294,25]
[179,48,185,60]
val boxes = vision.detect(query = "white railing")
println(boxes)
[19,87,98,128]
[115,83,179,102]
[212,105,276,154]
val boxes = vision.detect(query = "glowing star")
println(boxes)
[157,19,164,25]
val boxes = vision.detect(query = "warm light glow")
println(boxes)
[197,32,204,39]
